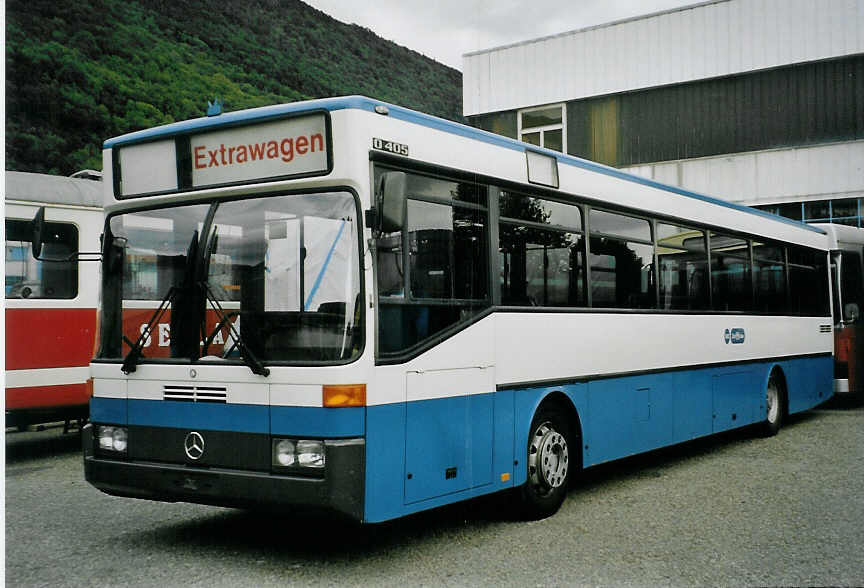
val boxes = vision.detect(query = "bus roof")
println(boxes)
[5,170,103,208]
[103,95,824,236]
[811,223,864,247]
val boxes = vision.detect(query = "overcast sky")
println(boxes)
[303,0,698,70]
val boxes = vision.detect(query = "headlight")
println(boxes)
[272,438,325,471]
[112,427,128,452]
[296,440,325,468]
[275,439,296,467]
[97,426,128,454]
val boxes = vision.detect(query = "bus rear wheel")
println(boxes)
[518,404,574,519]
[761,370,785,437]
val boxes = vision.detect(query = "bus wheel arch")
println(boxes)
[518,392,582,519]
[761,366,788,437]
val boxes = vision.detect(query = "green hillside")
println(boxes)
[5,0,463,175]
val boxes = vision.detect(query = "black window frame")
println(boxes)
[370,153,831,363]
[373,164,492,360]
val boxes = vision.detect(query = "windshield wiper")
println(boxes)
[198,227,269,377]
[121,286,178,375]
[121,230,199,375]
[200,282,270,377]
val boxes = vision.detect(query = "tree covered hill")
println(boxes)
[6,0,463,175]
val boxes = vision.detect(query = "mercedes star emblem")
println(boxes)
[184,431,205,460]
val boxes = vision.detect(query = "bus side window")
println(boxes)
[498,191,585,307]
[499,228,584,307]
[788,244,830,316]
[588,210,654,309]
[753,242,787,313]
[374,169,490,356]
[657,223,708,311]
[710,232,752,312]
[5,218,78,299]
[838,249,864,323]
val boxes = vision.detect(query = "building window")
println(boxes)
[754,198,863,228]
[519,105,565,153]
[829,198,861,226]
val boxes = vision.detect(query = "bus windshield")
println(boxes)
[98,191,362,365]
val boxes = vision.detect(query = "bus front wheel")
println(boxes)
[518,404,573,519]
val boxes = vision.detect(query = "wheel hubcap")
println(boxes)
[528,423,569,492]
[766,378,779,423]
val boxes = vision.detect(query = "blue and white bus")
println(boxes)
[83,96,833,522]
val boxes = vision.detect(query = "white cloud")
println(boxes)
[303,0,697,70]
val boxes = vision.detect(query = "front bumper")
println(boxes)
[82,424,365,521]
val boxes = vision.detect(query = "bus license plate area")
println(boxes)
[169,471,218,495]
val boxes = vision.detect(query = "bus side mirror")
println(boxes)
[31,207,46,259]
[31,206,101,263]
[844,302,860,323]
[376,171,407,234]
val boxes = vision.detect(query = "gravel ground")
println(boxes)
[5,400,864,587]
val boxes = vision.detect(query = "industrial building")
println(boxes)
[463,0,864,226]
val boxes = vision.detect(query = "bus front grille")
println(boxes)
[163,385,228,403]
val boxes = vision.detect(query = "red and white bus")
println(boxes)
[5,171,103,430]
[816,223,864,399]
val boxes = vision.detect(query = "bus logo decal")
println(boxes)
[184,431,205,460]
[725,328,746,344]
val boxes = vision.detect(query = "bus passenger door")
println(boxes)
[404,366,495,504]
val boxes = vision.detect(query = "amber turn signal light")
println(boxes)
[323,384,366,407]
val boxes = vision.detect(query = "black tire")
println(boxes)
[760,370,785,437]
[518,403,575,519]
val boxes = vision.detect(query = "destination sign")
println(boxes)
[190,114,328,187]
[114,113,330,198]
[117,139,178,197]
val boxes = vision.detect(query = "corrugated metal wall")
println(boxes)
[565,54,864,166]
[463,0,864,117]
[468,54,864,167]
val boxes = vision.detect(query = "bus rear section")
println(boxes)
[5,171,102,430]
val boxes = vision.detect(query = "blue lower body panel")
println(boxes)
[90,355,831,523]
[363,355,832,522]
[364,391,514,523]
